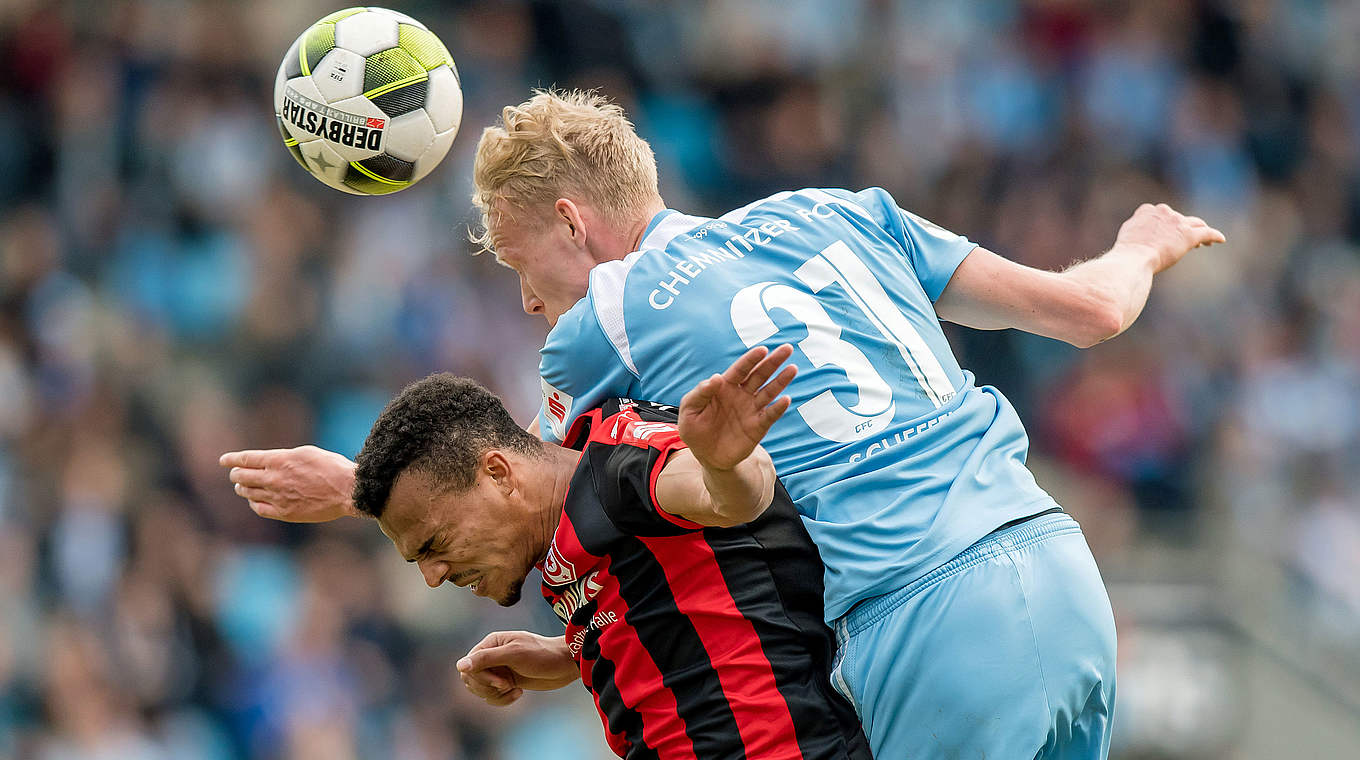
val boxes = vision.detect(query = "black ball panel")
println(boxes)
[357,153,415,182]
[370,80,429,118]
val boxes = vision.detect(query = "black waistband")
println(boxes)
[989,507,1064,536]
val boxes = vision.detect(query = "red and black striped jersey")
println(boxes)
[540,398,870,760]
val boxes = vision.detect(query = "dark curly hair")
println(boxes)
[352,374,542,518]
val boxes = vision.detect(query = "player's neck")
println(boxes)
[533,444,579,555]
[623,198,669,254]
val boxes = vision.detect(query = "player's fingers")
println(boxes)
[741,344,794,392]
[1191,226,1227,246]
[758,396,792,428]
[459,665,516,696]
[1183,215,1208,227]
[458,667,516,699]
[460,678,489,701]
[755,364,798,405]
[721,345,769,384]
[228,466,274,488]
[483,687,523,707]
[460,671,512,700]
[247,501,284,520]
[464,631,516,654]
[458,646,523,677]
[682,375,722,410]
[234,483,276,503]
[219,450,279,469]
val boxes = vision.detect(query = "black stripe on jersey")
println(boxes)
[596,443,693,537]
[578,597,657,760]
[617,535,745,759]
[574,530,746,756]
[706,486,872,758]
[564,457,744,757]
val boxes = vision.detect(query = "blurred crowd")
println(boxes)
[1,0,1358,758]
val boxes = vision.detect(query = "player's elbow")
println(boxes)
[704,508,759,529]
[706,492,770,528]
[707,450,776,527]
[1061,287,1126,349]
[1069,309,1124,348]
[704,494,765,528]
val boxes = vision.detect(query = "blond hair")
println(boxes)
[470,89,660,253]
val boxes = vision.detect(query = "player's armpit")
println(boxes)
[933,246,1127,349]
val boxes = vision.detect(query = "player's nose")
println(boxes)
[520,282,544,315]
[418,560,448,588]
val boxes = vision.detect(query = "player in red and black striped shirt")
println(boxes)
[350,345,870,759]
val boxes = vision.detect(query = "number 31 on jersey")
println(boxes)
[730,240,954,444]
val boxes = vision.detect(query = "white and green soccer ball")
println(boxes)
[274,7,463,195]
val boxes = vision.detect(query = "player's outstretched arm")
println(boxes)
[656,344,797,528]
[456,630,580,706]
[219,445,358,522]
[934,203,1225,348]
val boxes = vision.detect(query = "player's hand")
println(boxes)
[678,344,797,472]
[456,631,580,706]
[219,445,358,522]
[1114,202,1226,273]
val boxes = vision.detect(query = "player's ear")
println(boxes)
[482,450,513,494]
[554,198,587,247]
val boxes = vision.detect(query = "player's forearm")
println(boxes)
[698,449,776,527]
[530,633,582,690]
[1058,242,1159,346]
[937,246,1142,349]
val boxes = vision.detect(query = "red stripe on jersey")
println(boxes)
[548,514,630,756]
[581,666,630,758]
[638,534,803,759]
[593,408,705,531]
[589,559,700,760]
[612,410,707,530]
[563,407,604,449]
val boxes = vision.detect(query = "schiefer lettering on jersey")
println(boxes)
[847,409,957,463]
[648,219,799,310]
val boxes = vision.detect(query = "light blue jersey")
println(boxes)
[538,187,1058,622]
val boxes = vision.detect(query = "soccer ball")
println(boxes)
[273,7,463,195]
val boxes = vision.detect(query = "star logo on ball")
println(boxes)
[306,147,337,173]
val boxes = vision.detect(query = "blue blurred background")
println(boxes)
[1,0,1358,758]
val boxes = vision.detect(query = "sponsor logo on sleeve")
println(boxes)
[542,540,578,586]
[540,378,574,441]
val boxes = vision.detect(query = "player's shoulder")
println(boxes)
[729,186,898,226]
[580,399,682,451]
[541,290,637,381]
[542,293,606,354]
[602,398,679,425]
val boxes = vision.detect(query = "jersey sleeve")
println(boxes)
[538,300,637,444]
[847,187,978,302]
[592,404,706,537]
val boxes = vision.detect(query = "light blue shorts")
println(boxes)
[830,511,1117,759]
